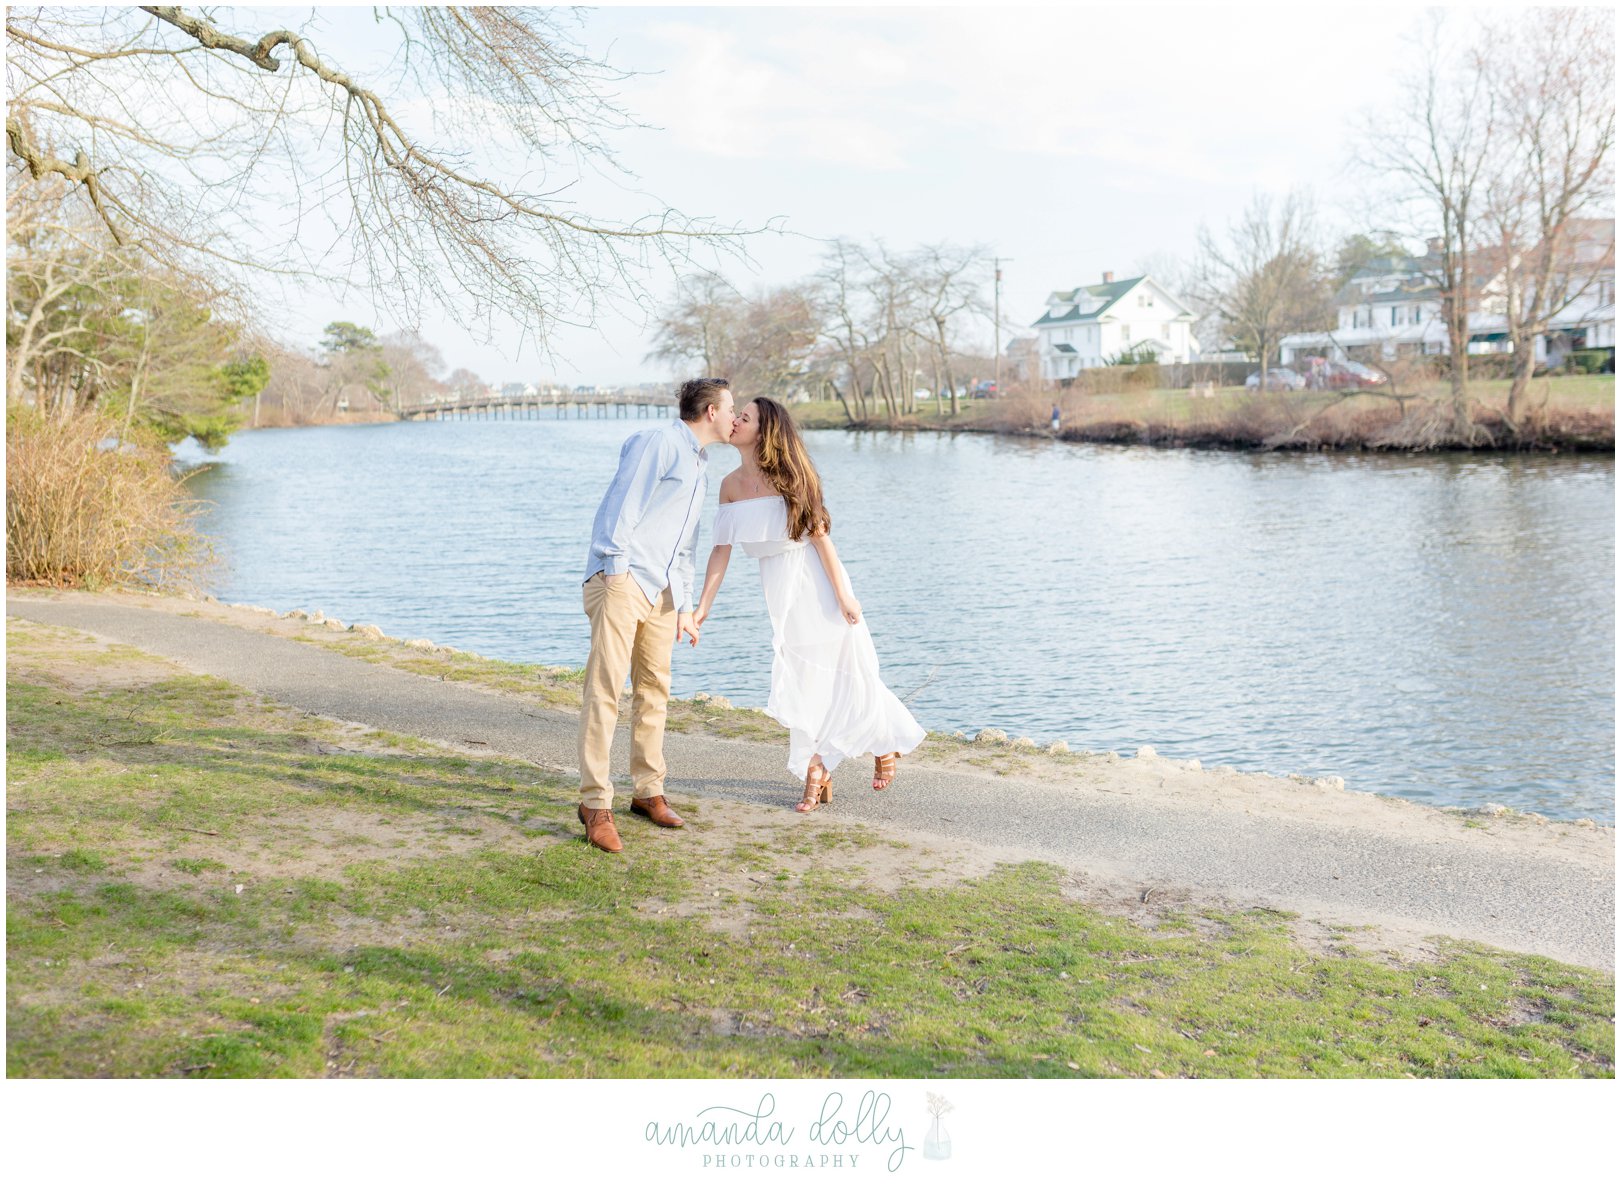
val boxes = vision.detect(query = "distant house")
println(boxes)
[1003,336,1040,382]
[1281,223,1614,367]
[1031,273,1199,382]
[1280,251,1465,365]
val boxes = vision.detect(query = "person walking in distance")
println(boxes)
[576,378,736,852]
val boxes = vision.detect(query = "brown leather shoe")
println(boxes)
[630,794,685,829]
[577,804,623,853]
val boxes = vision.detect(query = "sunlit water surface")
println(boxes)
[183,419,1615,821]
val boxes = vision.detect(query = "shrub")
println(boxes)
[1428,352,1519,379]
[1123,362,1161,391]
[1073,365,1136,395]
[983,393,1049,431]
[6,405,212,589]
[1564,349,1609,375]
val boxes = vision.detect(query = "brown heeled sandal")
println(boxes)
[873,752,900,790]
[797,762,832,813]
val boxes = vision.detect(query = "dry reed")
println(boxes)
[6,405,212,589]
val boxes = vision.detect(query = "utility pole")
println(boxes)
[993,256,1012,394]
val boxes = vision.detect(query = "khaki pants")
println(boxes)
[578,573,678,810]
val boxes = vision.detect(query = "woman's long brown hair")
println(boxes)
[750,397,831,541]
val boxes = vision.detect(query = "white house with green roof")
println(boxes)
[1031,273,1199,382]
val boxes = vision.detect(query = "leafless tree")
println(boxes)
[378,330,446,414]
[254,342,327,426]
[1135,249,1221,375]
[731,284,820,398]
[443,367,484,399]
[1194,190,1332,391]
[8,167,130,414]
[813,239,877,422]
[1476,7,1615,426]
[913,242,989,416]
[646,272,743,379]
[853,241,912,419]
[1353,11,1497,437]
[646,273,819,399]
[648,239,991,425]
[6,6,750,341]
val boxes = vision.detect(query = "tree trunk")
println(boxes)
[934,320,958,417]
[844,356,865,421]
[1505,331,1537,426]
[899,345,913,415]
[829,379,854,425]
[1445,236,1473,437]
[7,309,41,405]
[123,342,149,440]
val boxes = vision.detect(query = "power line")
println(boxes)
[993,256,1012,392]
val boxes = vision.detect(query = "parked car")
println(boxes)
[1302,356,1386,389]
[971,380,998,398]
[1244,367,1306,392]
[1327,360,1386,388]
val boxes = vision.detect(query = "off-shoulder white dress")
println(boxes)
[712,496,925,781]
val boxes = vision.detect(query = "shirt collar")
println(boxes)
[673,417,707,463]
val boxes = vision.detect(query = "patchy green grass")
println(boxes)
[7,619,1614,1079]
[307,635,586,709]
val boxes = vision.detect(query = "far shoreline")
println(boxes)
[225,411,1619,455]
[230,383,1616,455]
[813,417,1617,454]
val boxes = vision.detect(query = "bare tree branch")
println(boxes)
[7,5,757,346]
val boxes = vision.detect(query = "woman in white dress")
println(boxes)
[693,397,925,812]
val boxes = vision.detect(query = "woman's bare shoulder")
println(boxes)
[717,468,747,503]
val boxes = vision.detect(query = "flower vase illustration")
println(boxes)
[924,1092,953,1160]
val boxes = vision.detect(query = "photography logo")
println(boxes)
[644,1090,915,1172]
[923,1092,953,1161]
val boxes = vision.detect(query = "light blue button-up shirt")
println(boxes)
[584,418,708,612]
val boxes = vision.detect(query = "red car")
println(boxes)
[1303,357,1386,389]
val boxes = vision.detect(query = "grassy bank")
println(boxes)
[791,375,1615,452]
[7,617,1613,1078]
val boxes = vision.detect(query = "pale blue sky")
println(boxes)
[259,3,1428,386]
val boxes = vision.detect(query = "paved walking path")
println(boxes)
[8,591,1614,971]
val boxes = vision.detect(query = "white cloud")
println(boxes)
[615,5,1407,190]
[623,18,921,168]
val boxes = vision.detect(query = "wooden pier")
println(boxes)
[398,394,677,421]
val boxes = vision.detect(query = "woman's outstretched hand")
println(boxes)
[838,595,862,625]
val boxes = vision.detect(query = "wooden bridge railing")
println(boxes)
[398,395,679,421]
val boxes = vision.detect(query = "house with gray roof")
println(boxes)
[1031,273,1199,382]
[1281,223,1614,366]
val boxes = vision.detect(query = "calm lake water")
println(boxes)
[181,418,1616,822]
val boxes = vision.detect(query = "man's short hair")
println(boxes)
[678,378,731,421]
